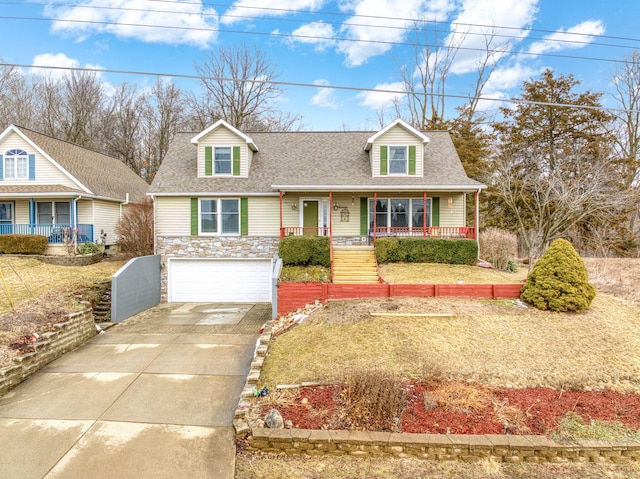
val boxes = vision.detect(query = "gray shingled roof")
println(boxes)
[17,127,149,202]
[150,130,484,195]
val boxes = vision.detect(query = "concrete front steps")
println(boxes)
[332,246,380,284]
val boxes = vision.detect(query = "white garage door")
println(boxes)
[169,259,272,302]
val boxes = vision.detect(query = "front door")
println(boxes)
[302,200,319,235]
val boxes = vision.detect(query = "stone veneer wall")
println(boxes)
[155,236,281,300]
[234,317,640,465]
[0,309,96,396]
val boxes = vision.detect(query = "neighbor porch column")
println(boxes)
[29,198,35,234]
[474,190,479,242]
[279,191,283,239]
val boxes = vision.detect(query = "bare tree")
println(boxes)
[0,64,38,130]
[142,78,186,182]
[103,82,146,175]
[192,44,301,131]
[610,51,640,236]
[60,70,105,148]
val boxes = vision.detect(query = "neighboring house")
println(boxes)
[0,125,149,255]
[150,118,486,303]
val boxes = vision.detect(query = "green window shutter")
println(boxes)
[190,198,199,235]
[379,146,388,175]
[233,146,241,176]
[432,197,440,227]
[240,197,248,236]
[408,146,416,175]
[359,197,368,235]
[204,147,212,176]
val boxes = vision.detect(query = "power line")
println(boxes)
[2,14,634,66]
[4,62,637,115]
[8,0,639,52]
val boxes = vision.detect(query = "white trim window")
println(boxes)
[369,197,431,230]
[4,149,28,179]
[214,147,232,175]
[200,198,239,235]
[388,146,407,175]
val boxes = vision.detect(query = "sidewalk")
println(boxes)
[0,302,269,479]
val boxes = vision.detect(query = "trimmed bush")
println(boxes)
[479,227,518,270]
[278,236,330,267]
[376,238,478,265]
[0,235,48,254]
[520,239,596,312]
[77,242,100,255]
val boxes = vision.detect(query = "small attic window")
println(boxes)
[4,149,29,179]
[389,146,407,174]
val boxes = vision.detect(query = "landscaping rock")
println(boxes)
[264,408,284,429]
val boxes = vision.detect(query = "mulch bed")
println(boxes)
[263,381,640,436]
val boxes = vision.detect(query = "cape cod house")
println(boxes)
[150,119,485,303]
[0,125,149,254]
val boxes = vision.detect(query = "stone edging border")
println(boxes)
[232,317,640,464]
[0,309,96,396]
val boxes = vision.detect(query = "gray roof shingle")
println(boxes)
[17,126,149,202]
[150,130,484,194]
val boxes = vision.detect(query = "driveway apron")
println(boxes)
[0,302,269,479]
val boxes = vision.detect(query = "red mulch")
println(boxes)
[265,382,640,435]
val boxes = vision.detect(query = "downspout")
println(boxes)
[329,191,334,282]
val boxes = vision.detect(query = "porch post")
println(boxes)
[329,191,333,239]
[373,191,377,247]
[279,191,283,239]
[70,197,77,249]
[29,198,35,234]
[423,191,427,237]
[474,190,479,241]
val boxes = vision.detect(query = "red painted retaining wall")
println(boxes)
[277,282,523,315]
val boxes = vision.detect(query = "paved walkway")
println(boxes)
[0,302,269,479]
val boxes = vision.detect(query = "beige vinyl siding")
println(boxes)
[371,126,424,177]
[155,196,191,236]
[197,128,249,178]
[76,199,93,225]
[438,193,466,226]
[0,132,84,189]
[248,197,280,236]
[330,193,360,236]
[92,199,121,245]
[14,200,30,224]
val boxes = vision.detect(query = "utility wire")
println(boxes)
[5,62,637,115]
[2,14,634,66]
[8,0,639,51]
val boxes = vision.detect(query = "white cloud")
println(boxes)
[528,20,605,55]
[311,79,340,109]
[30,53,104,79]
[46,0,218,48]
[287,22,336,50]
[446,0,539,75]
[221,0,325,25]
[356,81,405,109]
[337,0,455,67]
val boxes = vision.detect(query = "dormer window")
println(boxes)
[4,149,28,179]
[389,146,407,175]
[215,147,232,175]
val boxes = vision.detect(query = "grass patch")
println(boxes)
[259,295,640,392]
[554,412,640,442]
[280,265,330,282]
[379,262,528,284]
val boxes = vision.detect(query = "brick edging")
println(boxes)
[0,309,96,396]
[233,308,640,464]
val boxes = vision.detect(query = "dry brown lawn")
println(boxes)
[379,262,528,284]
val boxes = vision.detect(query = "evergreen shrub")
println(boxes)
[376,238,478,265]
[520,239,596,312]
[0,235,48,254]
[278,236,330,267]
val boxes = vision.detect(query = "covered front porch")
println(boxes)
[0,197,94,245]
[277,190,479,243]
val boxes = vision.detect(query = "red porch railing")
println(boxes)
[280,226,330,238]
[373,226,475,240]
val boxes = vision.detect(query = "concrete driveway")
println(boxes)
[0,302,270,479]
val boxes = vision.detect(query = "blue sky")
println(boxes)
[2,0,639,130]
